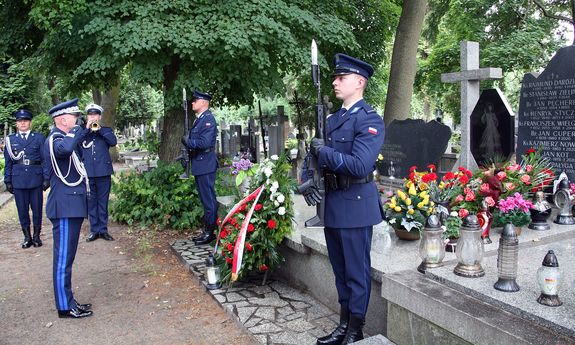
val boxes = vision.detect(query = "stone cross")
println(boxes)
[441,41,502,170]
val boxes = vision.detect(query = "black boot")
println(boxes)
[340,315,364,344]
[21,227,33,249]
[32,226,42,247]
[193,223,216,245]
[317,307,349,345]
[191,219,207,241]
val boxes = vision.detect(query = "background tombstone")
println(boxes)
[229,125,241,156]
[380,119,451,178]
[470,88,515,165]
[517,45,575,180]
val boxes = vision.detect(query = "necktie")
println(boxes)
[340,108,348,117]
[22,133,27,140]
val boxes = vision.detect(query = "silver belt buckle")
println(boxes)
[23,159,30,165]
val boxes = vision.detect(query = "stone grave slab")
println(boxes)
[470,88,515,165]
[517,45,575,180]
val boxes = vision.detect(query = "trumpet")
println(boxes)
[89,120,101,132]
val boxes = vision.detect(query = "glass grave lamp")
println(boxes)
[417,215,445,273]
[529,191,552,231]
[493,224,520,292]
[387,161,396,179]
[553,178,575,225]
[454,215,485,278]
[537,250,562,307]
[204,252,221,290]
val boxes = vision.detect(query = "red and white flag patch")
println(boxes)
[206,122,211,126]
[368,127,378,135]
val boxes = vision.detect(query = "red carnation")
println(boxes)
[219,230,227,239]
[526,148,537,155]
[226,243,233,252]
[409,166,417,173]
[255,203,263,211]
[458,174,469,185]
[259,264,269,271]
[267,219,277,229]
[230,217,237,225]
[239,204,247,212]
[443,172,455,181]
[427,164,436,172]
[422,173,437,183]
[246,242,253,252]
[226,257,233,264]
[247,223,255,233]
[216,217,221,226]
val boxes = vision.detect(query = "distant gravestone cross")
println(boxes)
[441,41,503,171]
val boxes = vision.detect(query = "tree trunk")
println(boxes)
[383,0,428,126]
[92,81,120,161]
[158,107,184,162]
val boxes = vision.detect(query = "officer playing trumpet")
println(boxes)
[81,104,117,242]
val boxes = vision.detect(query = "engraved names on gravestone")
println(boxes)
[517,45,575,180]
[470,88,515,165]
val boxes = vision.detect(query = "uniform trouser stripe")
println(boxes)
[57,219,66,310]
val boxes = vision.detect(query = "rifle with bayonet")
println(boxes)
[298,39,326,228]
[177,88,192,179]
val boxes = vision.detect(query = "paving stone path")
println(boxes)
[171,239,341,345]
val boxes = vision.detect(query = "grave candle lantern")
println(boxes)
[553,178,575,225]
[529,190,552,231]
[537,250,562,307]
[493,224,520,292]
[204,252,221,290]
[454,215,485,278]
[417,215,445,273]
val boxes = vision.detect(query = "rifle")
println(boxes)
[299,39,326,228]
[177,88,191,179]
[258,100,267,159]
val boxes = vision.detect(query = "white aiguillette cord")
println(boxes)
[49,132,90,195]
[4,135,25,160]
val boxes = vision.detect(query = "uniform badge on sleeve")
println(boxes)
[206,122,211,127]
[368,127,378,135]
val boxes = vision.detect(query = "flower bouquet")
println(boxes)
[216,154,295,284]
[492,192,534,229]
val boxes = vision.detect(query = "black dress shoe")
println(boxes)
[21,239,33,249]
[75,301,92,311]
[58,307,93,318]
[193,232,216,245]
[100,233,114,241]
[86,233,99,242]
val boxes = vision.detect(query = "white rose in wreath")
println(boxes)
[264,167,273,178]
[278,207,286,216]
[271,154,279,161]
[276,193,285,203]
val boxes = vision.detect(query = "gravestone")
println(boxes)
[229,125,241,156]
[470,88,515,165]
[517,45,575,180]
[441,41,503,171]
[380,119,451,178]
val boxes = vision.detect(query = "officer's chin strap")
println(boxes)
[49,133,90,196]
[4,136,25,161]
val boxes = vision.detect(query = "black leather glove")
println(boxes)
[75,116,87,128]
[298,180,322,206]
[5,183,13,194]
[310,138,325,157]
[42,180,50,191]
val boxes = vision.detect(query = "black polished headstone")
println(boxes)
[517,46,575,180]
[380,119,451,178]
[470,88,515,165]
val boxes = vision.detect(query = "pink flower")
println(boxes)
[520,175,531,184]
[506,164,520,172]
[505,182,515,191]
[485,196,495,207]
[464,187,472,195]
[465,192,476,202]
[458,208,469,218]
[496,171,507,181]
[479,183,490,193]
[454,195,464,203]
[526,165,533,173]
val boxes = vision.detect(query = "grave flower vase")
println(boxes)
[393,226,421,241]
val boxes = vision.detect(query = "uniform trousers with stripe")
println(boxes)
[51,217,83,311]
[14,186,43,229]
[324,226,373,318]
[87,176,112,234]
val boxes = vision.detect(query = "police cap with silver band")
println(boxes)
[332,53,374,80]
[85,103,104,115]
[192,89,212,101]
[13,109,33,120]
[48,98,83,118]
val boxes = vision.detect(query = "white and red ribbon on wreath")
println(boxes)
[213,184,265,282]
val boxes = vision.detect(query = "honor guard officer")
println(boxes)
[45,98,93,318]
[3,109,49,248]
[181,90,218,245]
[81,103,117,242]
[307,54,385,344]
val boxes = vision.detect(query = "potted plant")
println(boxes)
[443,212,463,252]
[384,167,434,240]
[491,192,534,235]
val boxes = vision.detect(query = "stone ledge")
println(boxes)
[382,270,575,345]
[355,334,396,345]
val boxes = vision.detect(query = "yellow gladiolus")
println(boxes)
[408,184,417,195]
[419,191,428,198]
[391,196,397,204]
[417,202,425,209]
[397,190,407,200]
[418,183,428,191]
[378,153,384,161]
[430,201,435,207]
[405,198,412,206]
[394,206,401,212]
[439,182,445,189]
[408,209,415,215]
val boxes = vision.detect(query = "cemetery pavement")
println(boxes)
[0,197,254,345]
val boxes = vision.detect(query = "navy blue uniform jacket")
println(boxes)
[183,110,218,176]
[80,127,117,177]
[318,99,385,228]
[3,132,46,189]
[44,126,89,219]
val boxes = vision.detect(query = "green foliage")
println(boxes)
[117,70,163,129]
[443,215,462,239]
[31,113,53,137]
[492,209,531,228]
[0,157,5,176]
[110,162,204,230]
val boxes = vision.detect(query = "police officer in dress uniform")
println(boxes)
[82,104,117,242]
[306,54,385,344]
[3,109,49,248]
[44,98,93,318]
[181,90,218,245]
